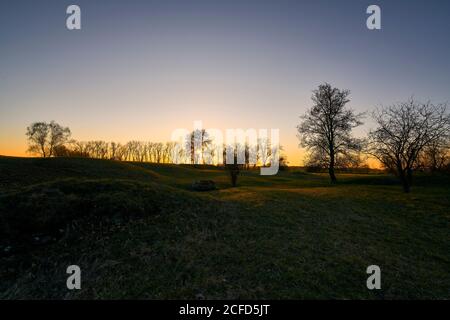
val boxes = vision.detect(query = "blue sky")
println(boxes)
[1,0,449,164]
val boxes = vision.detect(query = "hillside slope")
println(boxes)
[0,156,161,192]
[1,157,449,299]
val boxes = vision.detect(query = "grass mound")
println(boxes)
[0,156,160,192]
[0,178,197,249]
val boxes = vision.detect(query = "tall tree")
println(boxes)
[297,83,363,182]
[26,121,71,157]
[48,121,71,157]
[368,98,450,192]
[26,122,49,157]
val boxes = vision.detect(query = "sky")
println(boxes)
[1,0,450,165]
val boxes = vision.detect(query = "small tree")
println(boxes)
[226,163,240,187]
[52,145,71,157]
[225,143,242,187]
[26,121,71,157]
[297,83,363,182]
[368,98,450,192]
[279,155,289,171]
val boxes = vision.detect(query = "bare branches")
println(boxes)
[297,83,364,182]
[26,121,71,158]
[368,98,450,192]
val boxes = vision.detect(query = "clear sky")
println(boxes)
[1,0,450,165]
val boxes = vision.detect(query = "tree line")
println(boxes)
[26,123,285,168]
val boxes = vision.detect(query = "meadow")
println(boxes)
[0,156,449,299]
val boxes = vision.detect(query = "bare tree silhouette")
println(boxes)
[297,83,364,182]
[186,129,212,164]
[26,121,71,157]
[368,98,450,192]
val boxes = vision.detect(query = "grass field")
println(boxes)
[0,156,449,299]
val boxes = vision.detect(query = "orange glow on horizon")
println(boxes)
[0,135,382,169]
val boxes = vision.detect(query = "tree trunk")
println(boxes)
[329,153,337,183]
[401,177,410,193]
[398,168,411,193]
[227,164,239,187]
[406,167,413,186]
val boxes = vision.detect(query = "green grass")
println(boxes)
[0,156,449,299]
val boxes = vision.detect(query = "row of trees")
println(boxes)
[26,84,449,193]
[297,83,450,192]
[58,140,178,163]
[26,123,284,168]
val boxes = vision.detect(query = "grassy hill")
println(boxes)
[0,156,449,299]
[0,156,160,191]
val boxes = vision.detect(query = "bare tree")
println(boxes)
[72,140,90,157]
[418,137,449,172]
[109,142,119,160]
[163,142,176,163]
[244,141,251,169]
[116,143,128,161]
[154,142,163,163]
[186,130,212,164]
[225,143,241,187]
[258,137,271,167]
[128,141,146,162]
[48,121,71,157]
[26,122,49,157]
[26,121,71,157]
[52,145,71,157]
[297,83,363,182]
[86,140,109,159]
[146,142,155,162]
[368,98,450,192]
